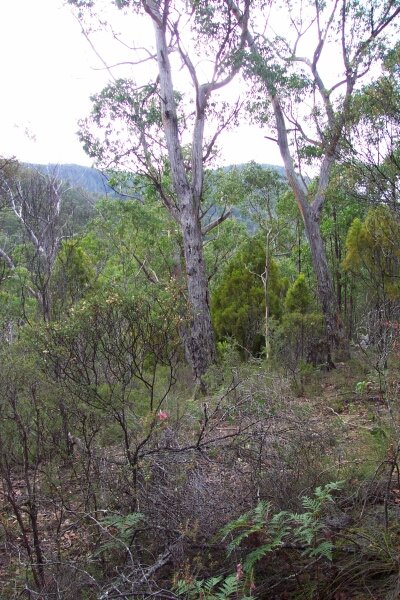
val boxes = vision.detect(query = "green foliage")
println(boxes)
[221,482,343,573]
[211,238,286,355]
[175,574,251,600]
[273,311,325,370]
[42,288,181,415]
[80,78,166,170]
[0,340,58,466]
[235,162,287,210]
[222,500,271,556]
[177,483,343,599]
[343,206,400,303]
[2,1,400,596]
[0,267,37,332]
[343,44,400,216]
[95,512,144,555]
[274,271,324,370]
[83,197,178,292]
[327,525,400,598]
[51,239,95,313]
[355,380,369,394]
[285,273,312,314]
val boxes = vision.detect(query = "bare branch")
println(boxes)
[72,13,117,82]
[0,247,15,270]
[203,98,243,164]
[201,207,232,236]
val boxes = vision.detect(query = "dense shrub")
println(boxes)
[211,238,287,355]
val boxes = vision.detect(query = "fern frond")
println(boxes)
[301,497,320,512]
[217,575,238,598]
[101,512,144,531]
[253,500,270,521]
[174,579,191,596]
[221,501,269,541]
[270,510,288,526]
[305,540,334,560]
[290,512,312,524]
[221,512,251,533]
[203,576,223,593]
[227,525,263,555]
[243,539,283,571]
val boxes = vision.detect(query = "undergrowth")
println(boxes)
[1,353,400,598]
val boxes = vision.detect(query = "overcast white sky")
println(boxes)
[0,0,282,168]
[1,1,98,165]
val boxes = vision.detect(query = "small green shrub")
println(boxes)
[211,238,286,355]
[175,482,343,598]
[175,574,254,600]
[221,481,343,569]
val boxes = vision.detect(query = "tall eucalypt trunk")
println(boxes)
[300,185,346,356]
[272,95,348,357]
[145,1,217,380]
[180,197,216,377]
[228,0,400,360]
[71,0,244,381]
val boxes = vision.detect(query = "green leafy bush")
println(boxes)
[220,481,343,570]
[175,574,253,600]
[211,238,286,355]
[176,483,343,598]
[285,273,312,313]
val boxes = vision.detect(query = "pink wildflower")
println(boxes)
[236,563,244,581]
[157,410,169,421]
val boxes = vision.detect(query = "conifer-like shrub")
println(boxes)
[211,238,286,356]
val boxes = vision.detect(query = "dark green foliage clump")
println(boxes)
[285,273,312,314]
[211,238,286,355]
[273,273,326,375]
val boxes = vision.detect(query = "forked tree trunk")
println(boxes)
[270,94,349,359]
[146,1,217,379]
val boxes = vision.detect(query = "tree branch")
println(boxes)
[201,207,232,236]
[0,247,15,269]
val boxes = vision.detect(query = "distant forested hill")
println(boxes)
[26,162,286,197]
[26,163,115,196]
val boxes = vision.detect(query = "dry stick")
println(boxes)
[384,443,400,530]
[256,557,322,594]
[99,537,183,599]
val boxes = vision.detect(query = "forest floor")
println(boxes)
[1,352,400,599]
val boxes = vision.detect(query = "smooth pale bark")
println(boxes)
[145,1,216,379]
[276,121,348,355]
[226,3,349,357]
[271,94,348,355]
[227,0,400,358]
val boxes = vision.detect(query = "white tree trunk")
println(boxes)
[147,1,216,379]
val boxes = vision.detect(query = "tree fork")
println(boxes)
[147,1,217,379]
